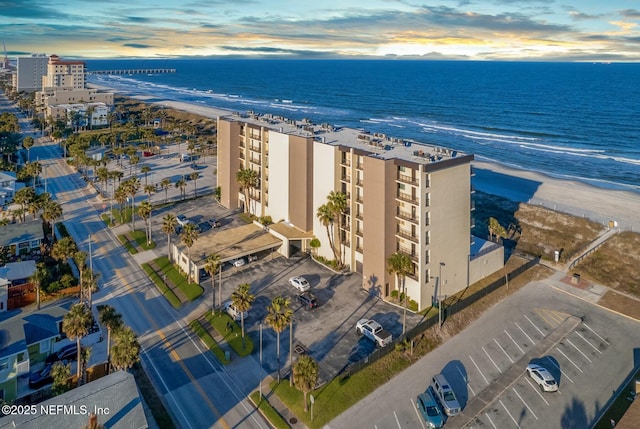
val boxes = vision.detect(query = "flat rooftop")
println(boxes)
[220,111,470,165]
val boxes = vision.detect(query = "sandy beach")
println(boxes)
[92,84,640,232]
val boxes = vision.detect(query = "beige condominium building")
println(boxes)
[218,112,502,311]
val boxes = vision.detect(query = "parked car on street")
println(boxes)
[298,291,319,310]
[526,363,558,392]
[289,276,310,292]
[417,386,445,428]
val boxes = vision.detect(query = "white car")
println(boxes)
[176,214,191,227]
[231,258,246,268]
[225,302,248,321]
[288,276,310,292]
[526,363,558,392]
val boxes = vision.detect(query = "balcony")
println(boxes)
[239,153,245,160]
[356,229,363,237]
[397,173,418,186]
[397,245,419,262]
[355,212,363,220]
[341,158,351,167]
[396,208,418,223]
[471,200,476,211]
[397,192,418,205]
[355,195,363,203]
[249,157,261,165]
[355,245,363,253]
[356,163,364,170]
[249,145,261,152]
[341,174,351,183]
[396,229,419,243]
[355,178,363,187]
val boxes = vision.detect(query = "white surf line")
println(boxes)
[410,399,428,429]
[394,411,402,428]
[513,387,539,420]
[515,321,536,345]
[486,412,498,429]
[556,347,584,373]
[545,356,575,384]
[584,323,610,345]
[457,366,476,396]
[483,346,503,373]
[524,314,546,337]
[566,338,593,363]
[575,331,602,354]
[505,330,526,355]
[499,400,522,429]
[494,338,515,364]
[525,377,550,406]
[470,355,491,385]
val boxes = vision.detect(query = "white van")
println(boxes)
[180,153,192,162]
[225,302,248,321]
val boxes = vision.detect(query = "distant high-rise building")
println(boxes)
[41,55,85,90]
[15,54,48,93]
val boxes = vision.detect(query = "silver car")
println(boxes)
[289,276,310,292]
[526,363,558,392]
[430,374,461,416]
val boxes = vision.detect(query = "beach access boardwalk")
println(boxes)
[87,68,176,75]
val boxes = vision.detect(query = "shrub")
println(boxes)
[390,290,399,299]
[258,215,273,226]
[409,300,419,312]
[60,273,76,288]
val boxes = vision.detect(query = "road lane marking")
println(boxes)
[555,347,584,373]
[524,314,546,337]
[505,330,525,355]
[469,355,490,385]
[514,321,536,345]
[494,338,515,364]
[584,323,610,345]
[117,270,231,429]
[545,356,574,384]
[485,413,498,429]
[499,400,521,429]
[575,331,602,354]
[483,346,502,373]
[394,411,402,428]
[566,338,592,363]
[457,366,476,396]
[525,377,550,406]
[410,398,428,429]
[534,308,557,328]
[513,387,538,420]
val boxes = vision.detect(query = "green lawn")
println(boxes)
[153,256,204,301]
[141,263,181,309]
[189,319,230,365]
[249,391,290,429]
[206,312,254,357]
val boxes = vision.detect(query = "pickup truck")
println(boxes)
[356,318,393,347]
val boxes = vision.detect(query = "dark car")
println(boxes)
[207,218,221,228]
[298,292,319,310]
[29,360,67,389]
[45,343,78,364]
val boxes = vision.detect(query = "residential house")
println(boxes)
[0,171,16,207]
[0,221,44,256]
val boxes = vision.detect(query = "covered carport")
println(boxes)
[170,223,282,284]
[267,222,314,258]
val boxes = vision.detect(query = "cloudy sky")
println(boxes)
[1,0,639,60]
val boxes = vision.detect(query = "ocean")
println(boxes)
[84,59,640,192]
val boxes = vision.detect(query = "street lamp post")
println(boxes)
[438,262,446,329]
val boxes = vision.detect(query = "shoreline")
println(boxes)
[90,83,640,232]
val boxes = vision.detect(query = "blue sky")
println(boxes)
[1,0,639,60]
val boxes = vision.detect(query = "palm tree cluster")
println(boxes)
[264,296,293,382]
[231,283,255,346]
[97,305,141,372]
[316,191,348,268]
[387,251,414,335]
[236,168,258,214]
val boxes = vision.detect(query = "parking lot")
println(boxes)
[328,280,640,429]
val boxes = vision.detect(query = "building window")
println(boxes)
[39,340,49,354]
[0,358,8,370]
[17,352,26,363]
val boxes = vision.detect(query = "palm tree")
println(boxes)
[62,303,93,380]
[141,165,151,185]
[175,178,187,200]
[22,136,34,162]
[29,262,49,310]
[42,200,62,231]
[316,203,339,262]
[114,186,128,224]
[265,296,293,382]
[161,178,171,203]
[204,253,221,311]
[488,217,507,242]
[110,326,140,371]
[98,305,123,373]
[144,184,155,202]
[236,168,258,214]
[124,177,140,230]
[52,236,78,263]
[162,214,178,260]
[96,167,110,198]
[51,361,72,396]
[387,252,413,335]
[190,172,199,198]
[138,201,152,245]
[180,223,199,282]
[231,283,254,343]
[74,251,88,304]
[86,105,96,130]
[129,154,140,177]
[327,191,348,267]
[293,355,319,412]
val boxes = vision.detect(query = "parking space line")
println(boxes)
[555,347,584,373]
[457,366,476,396]
[494,338,515,363]
[566,338,593,363]
[410,398,427,429]
[513,387,539,420]
[534,308,558,328]
[485,413,498,429]
[505,330,526,354]
[469,355,490,385]
[514,321,536,345]
[524,314,546,337]
[584,323,610,345]
[575,331,602,354]
[545,356,574,384]
[394,411,402,428]
[483,347,502,373]
[499,400,522,428]
[525,377,550,406]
